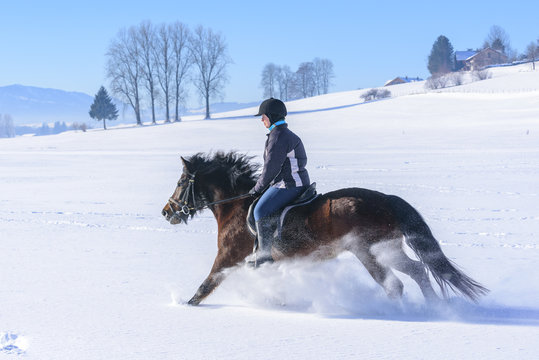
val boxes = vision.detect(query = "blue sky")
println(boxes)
[1,0,538,107]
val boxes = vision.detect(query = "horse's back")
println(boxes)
[324,187,389,202]
[276,187,402,255]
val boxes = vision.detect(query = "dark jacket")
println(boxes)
[253,123,310,193]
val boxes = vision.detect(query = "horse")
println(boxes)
[161,151,488,306]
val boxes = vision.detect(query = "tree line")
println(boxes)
[0,115,89,138]
[260,58,334,101]
[106,21,231,123]
[428,25,539,76]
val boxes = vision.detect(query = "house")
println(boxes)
[454,47,508,71]
[454,50,478,71]
[384,76,423,86]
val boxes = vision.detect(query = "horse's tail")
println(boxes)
[387,195,489,302]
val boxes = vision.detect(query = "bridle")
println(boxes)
[168,171,198,216]
[168,171,251,218]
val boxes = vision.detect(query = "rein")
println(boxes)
[168,171,251,215]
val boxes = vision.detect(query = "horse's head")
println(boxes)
[162,157,198,225]
[162,151,259,225]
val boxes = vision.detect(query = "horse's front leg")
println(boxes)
[188,212,254,305]
[187,244,249,305]
[187,270,227,305]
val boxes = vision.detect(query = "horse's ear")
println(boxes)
[181,156,192,172]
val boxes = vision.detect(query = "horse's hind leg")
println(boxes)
[393,253,440,303]
[349,245,404,299]
[374,237,440,303]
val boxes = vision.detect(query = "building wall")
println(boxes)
[467,49,508,70]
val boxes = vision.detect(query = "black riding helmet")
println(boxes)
[255,98,287,124]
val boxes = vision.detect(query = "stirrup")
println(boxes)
[246,255,274,268]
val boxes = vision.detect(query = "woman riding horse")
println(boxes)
[162,151,488,306]
[249,98,310,266]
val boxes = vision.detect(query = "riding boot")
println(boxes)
[248,216,278,268]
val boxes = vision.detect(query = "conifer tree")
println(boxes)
[89,86,119,130]
[427,35,455,75]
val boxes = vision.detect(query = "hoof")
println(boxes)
[187,297,201,306]
[384,276,404,300]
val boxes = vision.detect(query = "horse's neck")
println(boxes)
[203,183,249,223]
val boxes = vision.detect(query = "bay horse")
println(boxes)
[161,151,488,306]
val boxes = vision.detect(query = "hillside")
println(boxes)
[2,62,537,129]
[1,63,538,359]
[183,62,539,121]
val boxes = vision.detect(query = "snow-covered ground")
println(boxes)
[1,63,538,359]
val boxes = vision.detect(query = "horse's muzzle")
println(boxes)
[162,205,186,225]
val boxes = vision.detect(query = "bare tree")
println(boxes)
[137,21,158,124]
[275,66,284,99]
[190,25,232,119]
[107,27,143,125]
[313,58,323,95]
[526,40,538,70]
[484,25,511,55]
[0,114,16,138]
[295,62,316,98]
[260,63,279,98]
[313,58,334,95]
[153,23,174,123]
[170,22,192,122]
[277,65,294,101]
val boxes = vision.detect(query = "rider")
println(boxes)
[249,98,310,266]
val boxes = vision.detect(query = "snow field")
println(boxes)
[1,63,538,359]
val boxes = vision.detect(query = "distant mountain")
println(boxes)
[0,85,97,125]
[0,84,258,125]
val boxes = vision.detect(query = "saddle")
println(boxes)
[247,183,319,245]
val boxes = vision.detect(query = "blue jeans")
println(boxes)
[254,186,306,221]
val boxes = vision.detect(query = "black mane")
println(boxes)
[186,151,259,193]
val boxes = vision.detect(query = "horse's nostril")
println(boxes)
[162,210,167,217]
